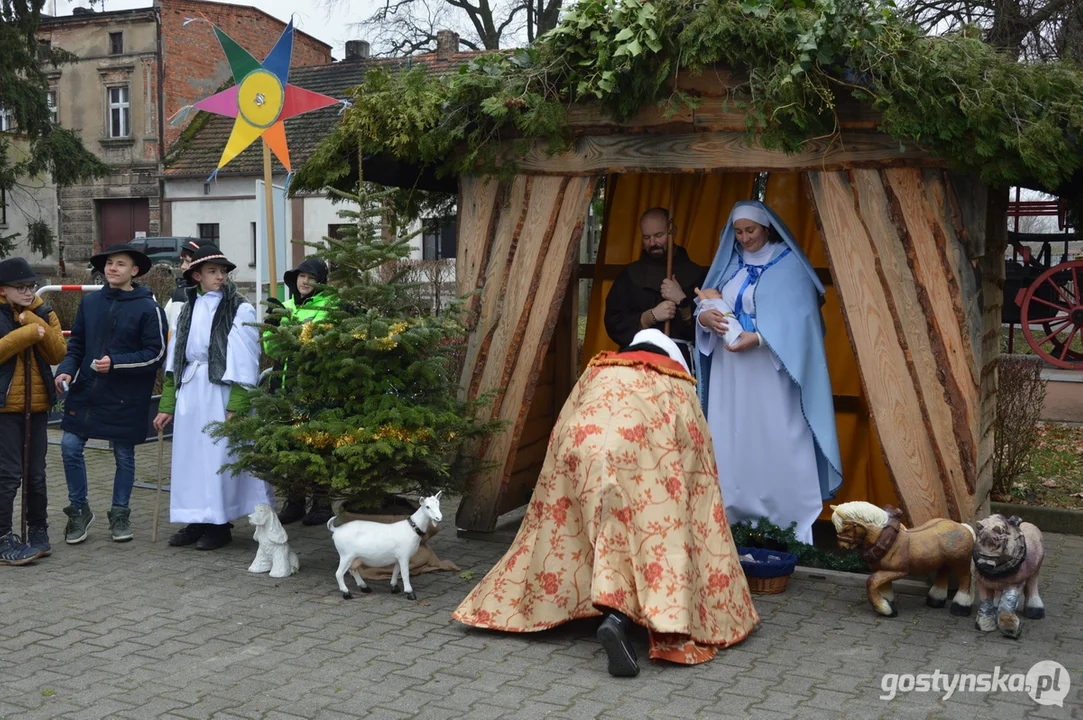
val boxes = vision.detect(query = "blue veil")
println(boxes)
[696,200,843,501]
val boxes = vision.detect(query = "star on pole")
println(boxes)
[186,18,340,179]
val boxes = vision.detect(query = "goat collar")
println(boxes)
[406,517,426,538]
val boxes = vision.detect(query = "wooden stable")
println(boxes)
[448,70,1006,533]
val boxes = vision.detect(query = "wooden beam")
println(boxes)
[514,132,938,175]
[455,176,505,326]
[564,68,883,134]
[455,175,599,532]
[882,168,980,503]
[807,169,951,525]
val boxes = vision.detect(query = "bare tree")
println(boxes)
[330,0,562,55]
[901,0,1083,60]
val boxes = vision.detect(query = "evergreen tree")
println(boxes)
[1,0,109,256]
[210,185,503,512]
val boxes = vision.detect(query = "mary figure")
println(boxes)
[694,201,843,543]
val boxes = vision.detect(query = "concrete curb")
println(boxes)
[990,501,1083,535]
[792,566,930,597]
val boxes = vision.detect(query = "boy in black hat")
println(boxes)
[164,239,201,343]
[153,245,273,551]
[0,258,66,565]
[55,244,168,544]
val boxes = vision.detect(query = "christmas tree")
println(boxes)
[210,185,503,512]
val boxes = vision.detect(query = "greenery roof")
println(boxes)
[292,0,1083,208]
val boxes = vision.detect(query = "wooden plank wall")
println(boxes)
[807,168,984,524]
[454,174,599,532]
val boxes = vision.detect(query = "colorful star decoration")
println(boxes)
[180,18,341,179]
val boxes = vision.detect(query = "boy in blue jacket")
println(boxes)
[54,244,167,544]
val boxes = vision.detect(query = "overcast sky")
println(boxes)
[52,0,375,59]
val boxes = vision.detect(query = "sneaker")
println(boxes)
[107,506,133,543]
[301,502,334,526]
[277,500,306,525]
[0,532,43,566]
[63,504,94,544]
[27,526,51,557]
[195,523,232,551]
[167,523,206,547]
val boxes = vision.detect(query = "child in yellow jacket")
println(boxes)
[0,258,66,565]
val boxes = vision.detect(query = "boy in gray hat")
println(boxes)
[0,258,66,565]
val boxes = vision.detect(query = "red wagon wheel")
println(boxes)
[1020,259,1083,370]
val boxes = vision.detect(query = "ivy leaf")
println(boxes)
[614,27,635,41]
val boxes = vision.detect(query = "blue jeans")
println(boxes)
[61,432,136,509]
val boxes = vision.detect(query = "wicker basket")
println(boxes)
[738,547,798,595]
[746,574,791,594]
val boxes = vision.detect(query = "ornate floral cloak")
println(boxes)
[453,352,760,664]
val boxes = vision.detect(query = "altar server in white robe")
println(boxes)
[153,245,273,551]
[694,202,843,544]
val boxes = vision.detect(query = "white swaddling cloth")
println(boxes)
[699,297,744,348]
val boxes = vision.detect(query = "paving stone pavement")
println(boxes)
[1,433,1080,719]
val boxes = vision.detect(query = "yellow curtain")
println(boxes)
[583,172,899,519]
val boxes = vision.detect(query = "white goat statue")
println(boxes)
[247,503,300,578]
[328,492,443,600]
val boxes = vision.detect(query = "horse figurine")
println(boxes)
[972,514,1045,639]
[831,502,975,618]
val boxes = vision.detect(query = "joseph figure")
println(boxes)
[604,207,708,350]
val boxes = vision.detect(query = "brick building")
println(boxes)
[37,0,332,264]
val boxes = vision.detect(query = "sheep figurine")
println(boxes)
[328,492,443,600]
[247,503,300,578]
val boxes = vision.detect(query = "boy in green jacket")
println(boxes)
[264,257,336,525]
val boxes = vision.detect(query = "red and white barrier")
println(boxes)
[36,284,102,336]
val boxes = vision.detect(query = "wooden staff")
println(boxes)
[262,139,278,303]
[20,348,31,540]
[151,428,165,542]
[664,174,676,336]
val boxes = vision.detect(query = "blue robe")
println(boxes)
[696,201,843,504]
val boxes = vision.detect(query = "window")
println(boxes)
[198,223,220,244]
[109,32,123,55]
[0,107,12,133]
[327,224,353,240]
[250,222,257,266]
[47,91,57,124]
[37,40,51,61]
[107,86,130,138]
[421,217,457,261]
[0,189,6,226]
[145,237,176,255]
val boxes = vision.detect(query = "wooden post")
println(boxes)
[262,139,278,302]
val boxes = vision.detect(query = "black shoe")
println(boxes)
[167,523,206,547]
[277,500,306,525]
[597,613,640,677]
[301,502,334,526]
[195,523,233,551]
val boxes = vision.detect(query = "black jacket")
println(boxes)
[57,284,168,443]
[604,246,708,347]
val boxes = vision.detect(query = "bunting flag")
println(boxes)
[184,18,340,176]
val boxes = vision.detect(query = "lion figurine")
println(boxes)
[973,514,1045,639]
[831,502,974,618]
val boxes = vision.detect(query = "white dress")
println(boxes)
[696,244,823,544]
[165,291,274,524]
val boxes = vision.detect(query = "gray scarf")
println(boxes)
[173,281,248,389]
